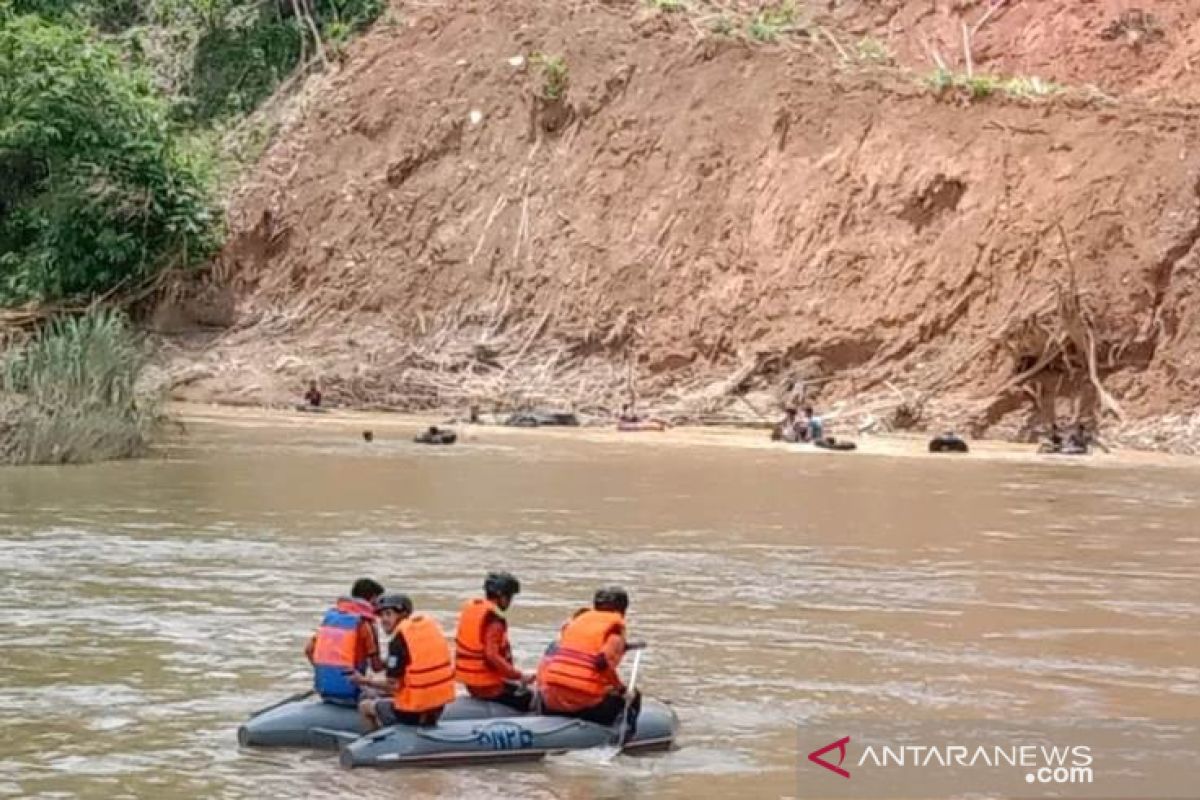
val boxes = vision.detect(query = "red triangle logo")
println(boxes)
[808,735,851,779]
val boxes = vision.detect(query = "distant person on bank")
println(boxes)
[772,408,801,442]
[304,380,322,408]
[800,405,825,443]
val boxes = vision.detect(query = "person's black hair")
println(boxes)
[351,578,385,601]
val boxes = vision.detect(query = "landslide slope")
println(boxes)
[171,0,1200,449]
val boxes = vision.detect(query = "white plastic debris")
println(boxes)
[468,110,484,126]
[508,55,526,68]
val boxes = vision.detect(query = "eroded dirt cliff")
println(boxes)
[165,0,1200,450]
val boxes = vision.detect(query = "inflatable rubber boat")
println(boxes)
[241,696,527,749]
[238,694,678,765]
[341,701,678,768]
[504,411,580,428]
[414,427,457,445]
[928,433,969,453]
[616,419,667,432]
[813,437,857,452]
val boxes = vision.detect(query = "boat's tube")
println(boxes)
[928,434,969,453]
[504,411,580,427]
[616,420,667,432]
[813,437,857,451]
[339,698,679,768]
[239,696,525,749]
[238,695,679,762]
[414,428,457,445]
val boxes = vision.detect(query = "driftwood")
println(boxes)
[1055,223,1126,421]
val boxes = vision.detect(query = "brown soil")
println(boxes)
[163,0,1200,453]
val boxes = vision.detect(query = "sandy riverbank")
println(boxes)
[171,402,1200,472]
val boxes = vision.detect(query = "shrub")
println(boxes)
[747,1,799,42]
[0,308,163,464]
[925,69,1063,101]
[854,36,892,65]
[0,13,218,304]
[709,14,733,35]
[531,52,569,101]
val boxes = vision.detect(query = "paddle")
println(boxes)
[249,689,314,719]
[611,646,643,755]
[585,643,645,762]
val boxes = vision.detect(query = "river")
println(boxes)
[1,410,1198,799]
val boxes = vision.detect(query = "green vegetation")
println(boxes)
[0,308,161,464]
[647,0,685,10]
[0,0,383,463]
[853,36,892,66]
[747,1,800,43]
[0,0,383,308]
[0,12,218,305]
[926,68,1064,101]
[708,14,733,36]
[531,52,569,101]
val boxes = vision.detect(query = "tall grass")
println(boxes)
[0,309,162,465]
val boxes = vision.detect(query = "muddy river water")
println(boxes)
[1,411,1198,799]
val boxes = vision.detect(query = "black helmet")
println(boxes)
[593,585,629,613]
[374,593,413,615]
[484,571,521,598]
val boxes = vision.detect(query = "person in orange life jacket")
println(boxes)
[305,577,385,705]
[350,593,457,730]
[454,571,534,713]
[538,586,641,730]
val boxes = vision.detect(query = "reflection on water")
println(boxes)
[1,417,1199,799]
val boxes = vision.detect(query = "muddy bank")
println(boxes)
[170,403,1200,472]
[162,0,1200,454]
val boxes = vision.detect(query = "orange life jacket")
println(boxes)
[454,598,511,694]
[537,609,625,702]
[394,615,456,712]
[312,597,377,702]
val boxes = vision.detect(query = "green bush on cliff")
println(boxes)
[0,308,161,464]
[0,12,218,304]
[1,0,384,123]
[0,0,385,306]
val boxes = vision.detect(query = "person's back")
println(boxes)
[307,578,385,705]
[774,409,799,443]
[538,586,639,729]
[304,381,322,407]
[1065,424,1092,454]
[454,572,532,712]
[803,406,824,443]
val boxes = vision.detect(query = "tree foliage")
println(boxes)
[0,10,217,303]
[0,0,383,306]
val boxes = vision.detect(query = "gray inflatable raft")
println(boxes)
[340,699,679,768]
[238,694,678,765]
[239,696,521,749]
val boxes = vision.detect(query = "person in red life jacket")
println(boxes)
[454,571,534,712]
[305,577,385,705]
[304,380,322,408]
[537,586,641,730]
[350,593,457,730]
